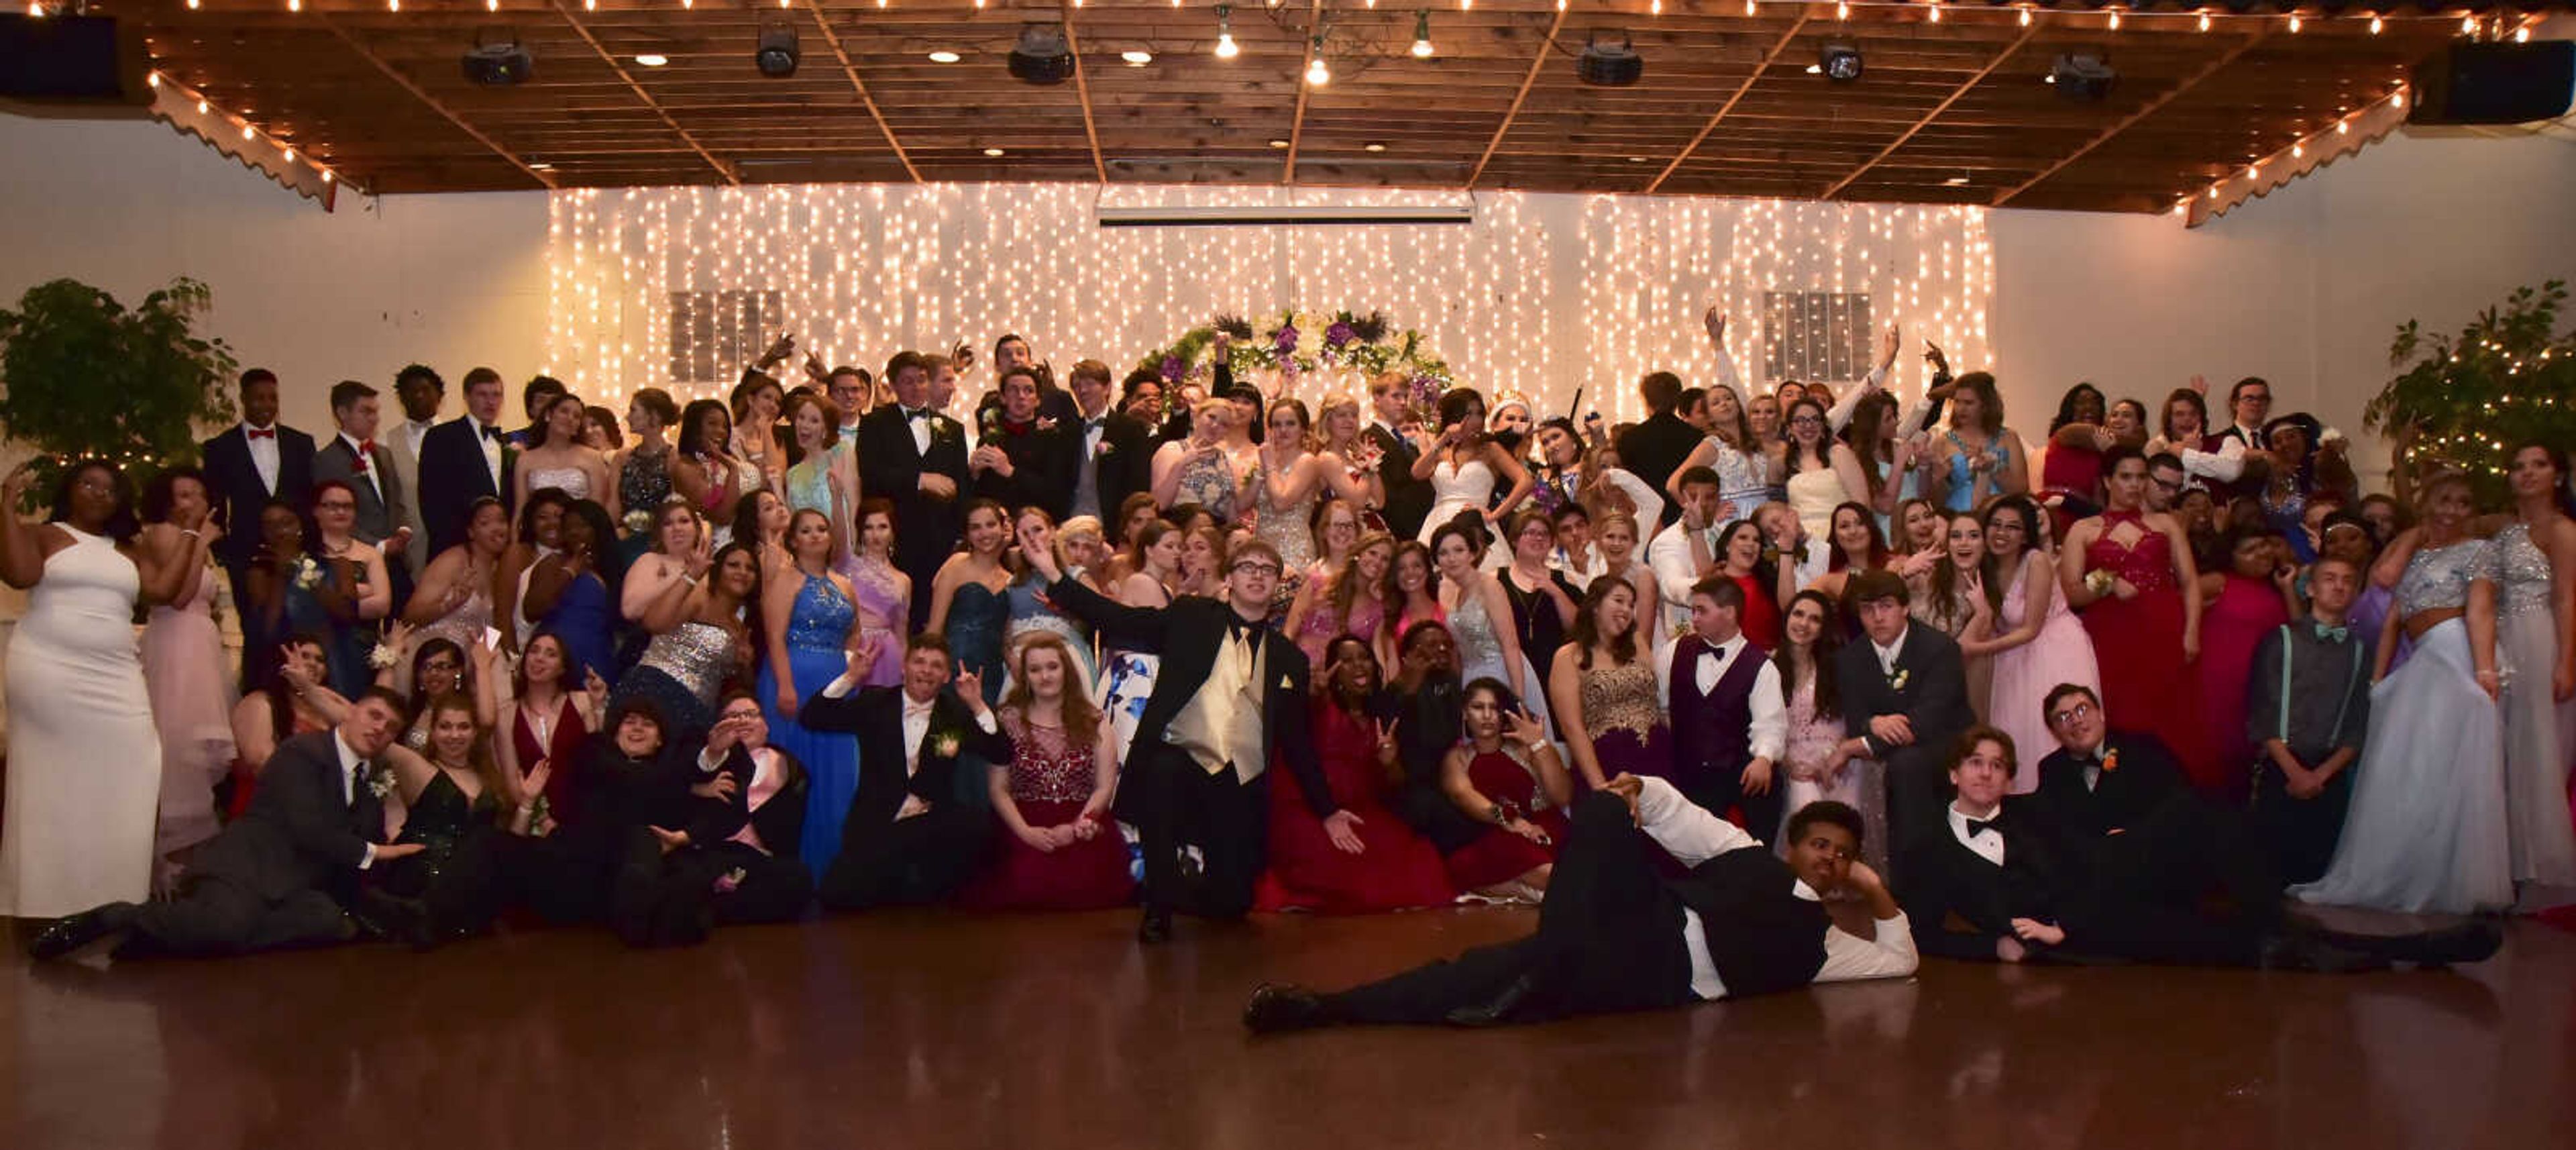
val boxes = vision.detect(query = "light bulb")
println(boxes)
[2515,27,2530,43]
[282,147,294,162]
[1305,57,1330,86]
[2368,15,2382,34]
[241,123,255,140]
[321,170,333,184]
[2198,12,2210,32]
[2018,7,2031,27]
[1927,5,1940,23]
[197,99,209,113]
[2292,143,2303,158]
[2286,13,2300,34]
[2336,119,2349,135]
[1836,1,1848,18]
[1215,32,1238,58]
[2461,14,2476,34]
[1411,11,1433,58]
[287,0,299,10]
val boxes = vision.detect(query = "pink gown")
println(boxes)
[843,558,907,687]
[1985,557,2100,796]
[2200,572,2292,803]
[142,565,238,856]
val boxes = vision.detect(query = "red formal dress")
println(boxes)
[1255,700,1456,913]
[2199,572,2291,801]
[1731,572,1781,652]
[1440,749,1572,891]
[511,695,588,825]
[956,714,1135,910]
[2079,512,2218,788]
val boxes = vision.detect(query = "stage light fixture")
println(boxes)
[755,21,800,77]
[1818,40,1862,83]
[2047,50,2116,102]
[462,31,535,86]
[1576,31,1642,87]
[1008,23,1075,85]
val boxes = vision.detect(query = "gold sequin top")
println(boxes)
[1580,659,1666,742]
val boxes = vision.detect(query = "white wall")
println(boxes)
[3,112,2571,476]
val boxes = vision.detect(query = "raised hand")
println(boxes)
[762,332,797,366]
[2,460,35,504]
[949,342,975,372]
[2188,373,2208,395]
[582,667,609,709]
[1703,306,1727,343]
[953,666,987,711]
[522,758,553,804]
[1501,707,1546,749]
[1372,718,1400,766]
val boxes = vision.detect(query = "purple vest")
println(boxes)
[1667,633,1768,788]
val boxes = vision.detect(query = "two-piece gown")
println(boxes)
[759,572,865,874]
[0,527,163,917]
[2292,539,2513,914]
[1254,700,1456,913]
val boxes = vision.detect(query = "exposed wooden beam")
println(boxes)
[547,0,737,185]
[1281,0,1327,185]
[1992,30,2270,207]
[1818,24,2036,201]
[1644,15,1809,195]
[1061,3,1111,185]
[801,0,922,182]
[322,20,556,190]
[1464,5,1569,190]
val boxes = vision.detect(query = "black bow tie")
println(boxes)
[479,424,500,441]
[905,408,930,422]
[1965,817,2000,839]
[2068,747,2102,766]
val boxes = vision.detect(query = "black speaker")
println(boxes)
[0,15,150,105]
[2409,40,2575,125]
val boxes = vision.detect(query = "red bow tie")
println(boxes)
[246,428,276,440]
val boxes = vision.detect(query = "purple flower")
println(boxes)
[1273,325,1299,354]
[1324,321,1356,348]
[1160,355,1185,383]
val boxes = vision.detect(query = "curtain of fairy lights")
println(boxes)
[546,184,1991,427]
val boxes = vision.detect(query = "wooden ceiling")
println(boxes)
[113,0,2483,211]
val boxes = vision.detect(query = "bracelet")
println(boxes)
[180,529,202,539]
[683,574,702,586]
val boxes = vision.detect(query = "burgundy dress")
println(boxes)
[1254,700,1456,913]
[1441,749,1571,890]
[2198,572,2290,801]
[1730,572,1781,652]
[2078,512,2217,786]
[956,714,1134,911]
[510,694,588,825]
[2042,443,2108,534]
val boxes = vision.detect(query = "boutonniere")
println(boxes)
[367,641,400,671]
[2082,569,2116,596]
[1093,438,1114,459]
[930,731,961,758]
[2100,747,2121,774]
[294,556,324,589]
[366,766,397,799]
[1887,667,1911,692]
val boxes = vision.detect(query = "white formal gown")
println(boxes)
[0,527,164,917]
[1419,456,1497,546]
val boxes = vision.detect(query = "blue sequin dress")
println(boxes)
[760,572,861,874]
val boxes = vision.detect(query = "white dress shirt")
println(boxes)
[1872,625,1911,676]
[1947,801,2006,867]
[1655,632,1788,762]
[1648,521,1715,625]
[816,670,999,821]
[1634,776,1919,1000]
[245,421,282,494]
[331,729,380,869]
[403,417,434,462]
[337,431,384,502]
[907,409,934,456]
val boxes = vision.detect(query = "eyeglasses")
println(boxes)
[2049,700,2096,727]
[720,709,762,723]
[2239,393,2272,406]
[2149,476,2184,491]
[1230,562,1281,577]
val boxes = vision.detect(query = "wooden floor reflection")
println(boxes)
[2,908,2569,1150]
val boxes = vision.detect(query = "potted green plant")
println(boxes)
[0,276,240,511]
[2365,279,2575,509]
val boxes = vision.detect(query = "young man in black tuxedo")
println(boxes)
[1064,358,1150,524]
[971,365,1075,519]
[31,690,429,961]
[418,366,515,558]
[505,695,750,945]
[1244,780,1917,1031]
[1019,522,1334,943]
[798,635,1009,910]
[1366,372,1434,540]
[858,350,973,630]
[1831,568,1974,865]
[1615,370,1701,525]
[1902,722,2498,970]
[203,368,318,672]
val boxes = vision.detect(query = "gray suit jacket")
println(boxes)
[312,433,404,547]
[383,423,433,576]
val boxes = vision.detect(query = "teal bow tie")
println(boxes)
[2312,621,2348,642]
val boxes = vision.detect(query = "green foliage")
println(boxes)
[0,276,239,509]
[2364,280,2575,509]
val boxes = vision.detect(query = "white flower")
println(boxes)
[931,733,961,758]
[366,768,397,799]
[367,642,400,670]
[294,558,323,590]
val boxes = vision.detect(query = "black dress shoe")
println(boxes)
[28,903,138,961]
[1444,973,1541,1028]
[1137,907,1173,945]
[2260,932,2388,974]
[2308,920,2504,967]
[1243,984,1330,1033]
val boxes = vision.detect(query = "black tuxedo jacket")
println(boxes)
[1043,575,1334,816]
[1617,412,1703,524]
[799,686,1008,831]
[312,434,402,545]
[974,421,1076,519]
[418,415,513,556]
[201,423,317,568]
[1366,421,1433,541]
[188,730,384,904]
[1894,798,2079,962]
[1081,409,1153,519]
[1833,625,1972,761]
[2031,731,2190,842]
[690,743,810,861]
[857,405,973,574]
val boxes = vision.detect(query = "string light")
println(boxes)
[2515,27,2530,44]
[1835,1,1847,19]
[2018,7,2031,28]
[2286,13,2300,34]
[2198,11,2210,32]
[2368,15,2381,34]
[2462,14,2477,34]
[1927,5,1939,24]
[2107,8,2120,30]
[287,0,299,11]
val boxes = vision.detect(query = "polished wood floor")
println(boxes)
[2,908,2569,1150]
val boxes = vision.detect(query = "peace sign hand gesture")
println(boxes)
[1372,717,1400,767]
